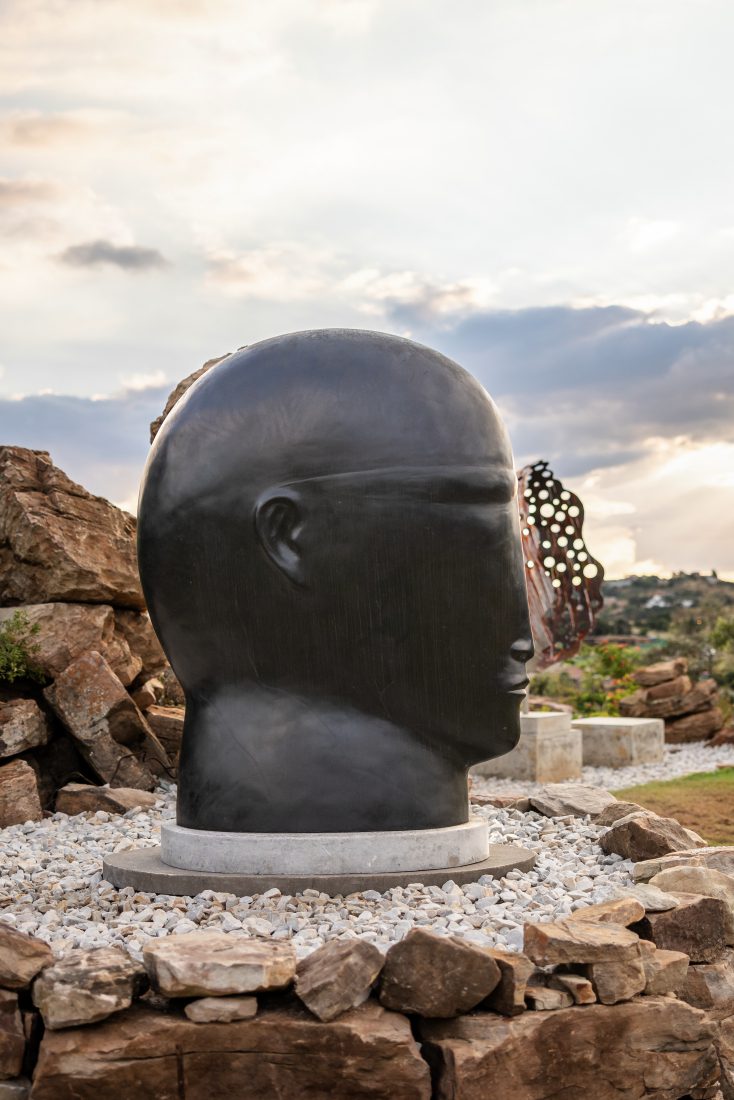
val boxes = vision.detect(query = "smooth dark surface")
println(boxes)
[103,845,538,895]
[138,329,532,832]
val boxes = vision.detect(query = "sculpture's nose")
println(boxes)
[511,636,534,664]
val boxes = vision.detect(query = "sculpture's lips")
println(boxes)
[507,681,529,695]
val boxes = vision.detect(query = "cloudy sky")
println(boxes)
[1,0,733,578]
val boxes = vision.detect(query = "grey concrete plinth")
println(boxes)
[161,818,489,875]
[572,716,665,767]
[471,711,582,783]
[103,843,537,896]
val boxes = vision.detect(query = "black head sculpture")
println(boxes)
[138,330,533,832]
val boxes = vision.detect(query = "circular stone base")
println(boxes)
[103,843,536,897]
[161,819,489,875]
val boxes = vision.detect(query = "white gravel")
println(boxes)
[472,740,734,797]
[3,740,728,962]
[0,783,636,960]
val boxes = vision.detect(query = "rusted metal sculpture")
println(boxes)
[518,460,604,668]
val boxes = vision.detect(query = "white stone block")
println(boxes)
[572,716,665,768]
[472,712,582,783]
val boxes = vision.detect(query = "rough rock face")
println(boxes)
[0,448,143,609]
[0,759,42,826]
[0,603,141,686]
[0,989,25,1080]
[0,699,49,759]
[568,896,645,926]
[142,933,296,997]
[600,812,707,861]
[650,866,734,944]
[144,705,184,762]
[621,657,725,743]
[296,940,384,1022]
[184,997,257,1024]
[31,1000,431,1100]
[149,354,230,442]
[44,651,168,790]
[55,783,158,816]
[634,847,734,882]
[419,998,717,1100]
[633,893,730,964]
[529,783,617,819]
[32,947,148,1030]
[112,611,166,678]
[680,949,734,1019]
[379,929,501,1018]
[523,918,643,967]
[638,943,689,995]
[484,950,535,1016]
[0,927,53,990]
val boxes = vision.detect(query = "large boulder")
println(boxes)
[31,1000,431,1100]
[379,929,501,1018]
[112,611,166,678]
[44,651,167,790]
[600,812,706,861]
[0,448,143,609]
[529,783,617,819]
[419,997,717,1100]
[32,947,148,1030]
[0,698,50,759]
[0,759,42,826]
[0,603,141,685]
[142,933,295,997]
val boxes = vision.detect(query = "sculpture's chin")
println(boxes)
[457,691,524,765]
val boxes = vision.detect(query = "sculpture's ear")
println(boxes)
[254,488,306,586]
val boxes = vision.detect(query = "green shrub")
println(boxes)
[530,641,643,718]
[0,610,44,684]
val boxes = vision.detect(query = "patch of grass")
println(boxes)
[613,769,734,846]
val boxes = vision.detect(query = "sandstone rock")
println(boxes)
[379,928,501,1018]
[130,678,162,712]
[633,658,688,687]
[483,949,535,1016]
[529,783,617,819]
[44,651,168,790]
[471,793,531,812]
[143,933,296,997]
[647,674,693,700]
[582,953,647,1004]
[0,926,52,990]
[638,942,689,995]
[184,996,257,1023]
[0,699,49,760]
[419,997,716,1100]
[0,447,143,609]
[112,611,166,678]
[524,978,573,1010]
[523,917,643,967]
[547,972,596,1004]
[158,666,184,706]
[0,603,141,686]
[613,883,681,912]
[0,760,42,826]
[650,865,734,943]
[55,783,158,816]
[150,354,230,442]
[144,705,184,761]
[600,811,706,861]
[680,949,734,1020]
[594,800,648,826]
[0,990,24,1081]
[32,1000,431,1100]
[0,1079,31,1098]
[32,947,147,1030]
[569,896,645,926]
[23,735,90,812]
[633,892,730,963]
[634,846,734,882]
[622,680,717,721]
[718,1016,734,1100]
[295,939,383,1022]
[666,707,725,743]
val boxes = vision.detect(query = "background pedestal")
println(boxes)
[103,843,537,896]
[471,711,582,782]
[572,716,665,767]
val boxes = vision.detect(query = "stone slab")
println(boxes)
[103,844,537,896]
[572,716,665,768]
[161,819,488,875]
[472,712,582,782]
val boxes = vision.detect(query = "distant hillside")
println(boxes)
[593,572,734,637]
